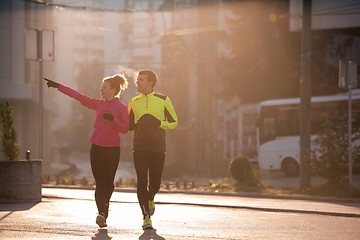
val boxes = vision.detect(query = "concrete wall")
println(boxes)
[0,160,42,203]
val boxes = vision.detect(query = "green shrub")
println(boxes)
[183,180,187,189]
[191,180,196,189]
[56,175,61,185]
[175,179,180,189]
[130,178,137,188]
[207,178,233,192]
[81,177,88,186]
[115,177,123,187]
[42,174,51,184]
[0,100,20,160]
[310,120,360,184]
[229,155,259,186]
[63,172,75,185]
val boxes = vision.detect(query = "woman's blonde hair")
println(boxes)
[103,74,128,98]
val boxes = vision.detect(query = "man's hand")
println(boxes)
[44,78,60,88]
[103,113,114,121]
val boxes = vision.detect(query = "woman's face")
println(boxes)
[100,81,115,100]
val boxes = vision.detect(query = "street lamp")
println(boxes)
[339,60,358,195]
[25,28,54,159]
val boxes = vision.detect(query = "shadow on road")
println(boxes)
[139,229,165,240]
[0,202,38,212]
[0,202,39,221]
[91,229,112,240]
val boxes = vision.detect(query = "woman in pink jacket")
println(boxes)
[44,75,129,228]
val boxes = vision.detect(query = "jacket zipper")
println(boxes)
[146,94,148,108]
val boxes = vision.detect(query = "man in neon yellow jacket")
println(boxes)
[128,70,178,230]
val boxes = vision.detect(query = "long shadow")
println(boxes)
[91,229,112,240]
[0,202,38,221]
[139,229,165,240]
[0,202,38,212]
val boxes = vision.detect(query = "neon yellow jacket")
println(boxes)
[128,91,178,152]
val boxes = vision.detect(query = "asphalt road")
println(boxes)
[0,188,359,240]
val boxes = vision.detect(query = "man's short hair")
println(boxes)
[139,70,157,88]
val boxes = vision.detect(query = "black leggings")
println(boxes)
[133,151,165,217]
[90,144,120,216]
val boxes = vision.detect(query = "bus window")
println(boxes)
[242,112,258,157]
[259,107,276,144]
[276,106,299,136]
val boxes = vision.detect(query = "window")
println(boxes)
[259,106,276,144]
[276,105,299,136]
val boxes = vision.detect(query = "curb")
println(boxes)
[42,184,360,203]
[42,189,360,219]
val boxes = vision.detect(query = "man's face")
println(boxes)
[136,74,153,94]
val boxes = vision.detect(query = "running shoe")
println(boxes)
[142,215,153,230]
[149,200,155,216]
[96,213,107,228]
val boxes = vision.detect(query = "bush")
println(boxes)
[81,177,88,186]
[115,177,123,187]
[229,155,258,186]
[0,100,20,160]
[183,180,187,189]
[208,178,233,192]
[191,180,196,189]
[42,174,51,184]
[310,120,360,184]
[175,179,180,189]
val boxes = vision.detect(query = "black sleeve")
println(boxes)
[129,108,136,131]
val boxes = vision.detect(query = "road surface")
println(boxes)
[0,188,359,239]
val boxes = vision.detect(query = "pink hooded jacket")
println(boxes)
[58,84,129,147]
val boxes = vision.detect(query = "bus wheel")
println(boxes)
[282,158,299,177]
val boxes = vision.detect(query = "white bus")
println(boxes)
[257,92,360,176]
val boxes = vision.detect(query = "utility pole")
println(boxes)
[300,0,312,188]
[339,60,358,195]
[25,28,54,159]
[38,30,44,160]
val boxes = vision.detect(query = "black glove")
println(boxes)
[103,113,114,121]
[44,78,60,88]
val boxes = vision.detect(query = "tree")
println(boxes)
[311,28,360,96]
[218,1,360,103]
[218,0,300,103]
[310,120,360,184]
[0,100,20,160]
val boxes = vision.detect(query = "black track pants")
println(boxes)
[90,144,120,216]
[133,151,165,217]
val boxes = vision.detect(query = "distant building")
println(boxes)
[0,0,168,175]
[0,0,55,161]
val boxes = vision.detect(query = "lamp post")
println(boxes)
[300,0,312,189]
[339,60,358,195]
[25,28,54,159]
